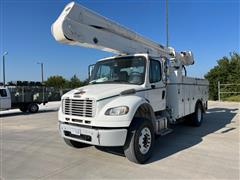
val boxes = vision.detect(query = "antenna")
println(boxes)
[166,0,169,47]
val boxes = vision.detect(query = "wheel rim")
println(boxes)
[197,107,202,122]
[31,105,37,112]
[138,127,151,155]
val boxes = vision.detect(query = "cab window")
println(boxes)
[149,59,161,83]
[0,89,7,97]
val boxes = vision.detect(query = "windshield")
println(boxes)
[90,56,146,85]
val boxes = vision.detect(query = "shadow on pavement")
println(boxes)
[96,107,238,164]
[148,107,238,163]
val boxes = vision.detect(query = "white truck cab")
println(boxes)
[0,87,11,110]
[53,2,209,164]
[59,54,166,144]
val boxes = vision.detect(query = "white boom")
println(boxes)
[52,1,194,65]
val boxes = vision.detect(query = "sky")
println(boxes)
[0,0,239,82]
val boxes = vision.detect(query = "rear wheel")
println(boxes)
[124,118,155,164]
[28,103,39,113]
[63,138,89,148]
[192,102,203,126]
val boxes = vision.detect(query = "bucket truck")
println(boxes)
[52,2,209,164]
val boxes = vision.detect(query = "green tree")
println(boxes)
[45,75,66,88]
[81,79,89,86]
[45,75,89,89]
[69,74,82,88]
[204,52,240,100]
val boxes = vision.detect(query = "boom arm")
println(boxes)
[51,2,194,65]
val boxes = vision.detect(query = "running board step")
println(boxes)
[157,128,173,136]
[155,116,173,136]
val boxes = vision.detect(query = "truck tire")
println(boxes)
[192,102,203,127]
[19,105,28,112]
[28,103,39,113]
[124,118,155,164]
[63,138,88,148]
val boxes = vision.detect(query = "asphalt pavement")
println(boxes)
[1,101,239,180]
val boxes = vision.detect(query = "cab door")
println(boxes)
[0,88,11,110]
[146,59,166,111]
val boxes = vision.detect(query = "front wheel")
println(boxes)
[19,105,28,112]
[124,118,155,164]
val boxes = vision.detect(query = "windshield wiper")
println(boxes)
[89,81,97,84]
[89,80,130,84]
[112,80,127,83]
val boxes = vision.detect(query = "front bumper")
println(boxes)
[59,122,128,146]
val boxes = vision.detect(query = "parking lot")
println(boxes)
[1,101,239,180]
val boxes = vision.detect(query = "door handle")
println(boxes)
[162,90,165,99]
[151,85,156,89]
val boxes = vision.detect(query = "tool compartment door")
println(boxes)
[183,84,191,115]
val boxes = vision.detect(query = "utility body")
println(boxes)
[0,86,47,113]
[52,2,209,163]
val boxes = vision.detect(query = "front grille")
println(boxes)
[63,98,95,117]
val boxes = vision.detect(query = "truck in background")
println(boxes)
[0,86,47,113]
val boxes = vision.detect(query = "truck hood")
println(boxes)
[63,84,144,101]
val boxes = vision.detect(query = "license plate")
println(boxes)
[70,128,81,136]
[62,125,81,136]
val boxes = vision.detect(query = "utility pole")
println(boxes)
[37,62,44,82]
[2,52,8,86]
[41,63,44,83]
[37,62,45,104]
[166,0,169,47]
[218,81,221,101]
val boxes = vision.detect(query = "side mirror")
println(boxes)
[163,58,170,84]
[88,64,95,79]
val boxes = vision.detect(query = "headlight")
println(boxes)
[105,106,129,116]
